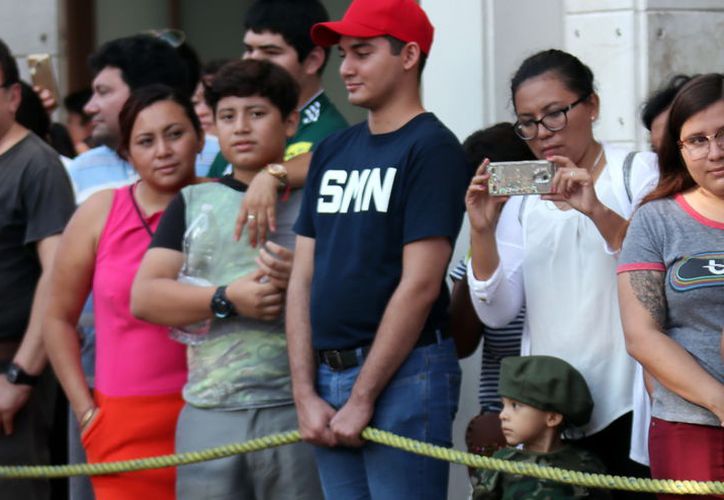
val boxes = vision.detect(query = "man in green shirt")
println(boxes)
[243,0,347,160]
[207,0,347,178]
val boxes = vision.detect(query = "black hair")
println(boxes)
[89,35,190,97]
[206,59,299,119]
[384,35,427,78]
[117,84,202,160]
[0,38,19,86]
[644,73,724,204]
[641,74,694,130]
[244,0,330,74]
[175,42,202,96]
[63,88,92,123]
[561,419,584,441]
[511,49,595,110]
[16,81,50,139]
[202,59,232,80]
[198,59,232,106]
[48,123,78,159]
[16,81,78,158]
[462,122,536,167]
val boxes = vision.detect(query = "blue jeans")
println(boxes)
[314,338,461,500]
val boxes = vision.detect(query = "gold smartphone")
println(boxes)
[27,53,59,103]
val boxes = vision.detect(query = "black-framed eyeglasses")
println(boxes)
[513,93,591,141]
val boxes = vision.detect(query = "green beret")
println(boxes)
[499,356,593,426]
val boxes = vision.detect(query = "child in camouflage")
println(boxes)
[471,355,612,499]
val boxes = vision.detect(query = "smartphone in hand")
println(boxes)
[27,53,59,104]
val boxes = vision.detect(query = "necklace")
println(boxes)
[589,144,605,179]
[129,182,154,238]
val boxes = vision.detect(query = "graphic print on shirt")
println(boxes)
[670,252,724,292]
[317,167,397,214]
[302,101,321,125]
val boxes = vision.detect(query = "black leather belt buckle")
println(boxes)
[416,329,448,348]
[318,346,369,371]
[323,350,346,371]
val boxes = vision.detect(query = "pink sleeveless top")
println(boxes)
[93,185,187,397]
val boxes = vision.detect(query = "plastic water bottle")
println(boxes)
[170,204,217,345]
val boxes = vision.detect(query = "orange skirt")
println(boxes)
[81,391,184,500]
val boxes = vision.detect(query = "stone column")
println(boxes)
[565,0,724,149]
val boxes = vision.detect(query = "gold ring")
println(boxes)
[247,214,257,221]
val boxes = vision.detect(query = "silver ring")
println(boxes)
[247,214,257,221]
[569,171,575,178]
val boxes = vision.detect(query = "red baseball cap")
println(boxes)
[310,0,435,55]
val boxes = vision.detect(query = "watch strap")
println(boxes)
[265,163,289,187]
[211,286,237,318]
[5,362,39,386]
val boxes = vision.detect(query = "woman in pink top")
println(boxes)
[43,85,203,500]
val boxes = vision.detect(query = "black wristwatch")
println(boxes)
[210,286,236,319]
[5,362,39,386]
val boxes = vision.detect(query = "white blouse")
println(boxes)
[467,144,658,437]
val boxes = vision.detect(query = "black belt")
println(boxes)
[317,329,448,372]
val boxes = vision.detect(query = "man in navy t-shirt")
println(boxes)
[287,1,469,498]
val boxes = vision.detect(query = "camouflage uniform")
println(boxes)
[471,445,612,499]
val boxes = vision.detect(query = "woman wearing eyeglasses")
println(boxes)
[618,74,724,496]
[465,49,659,495]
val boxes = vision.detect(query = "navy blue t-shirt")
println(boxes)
[294,113,470,350]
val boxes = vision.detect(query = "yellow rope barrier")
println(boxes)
[0,430,301,479]
[0,427,721,496]
[360,428,723,496]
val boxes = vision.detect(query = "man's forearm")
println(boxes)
[14,235,63,374]
[286,276,317,399]
[349,280,441,405]
[13,268,52,374]
[350,238,452,405]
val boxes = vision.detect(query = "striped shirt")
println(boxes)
[450,259,523,412]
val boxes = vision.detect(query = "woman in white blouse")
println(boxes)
[465,49,658,497]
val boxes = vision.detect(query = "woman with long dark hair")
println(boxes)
[618,73,723,496]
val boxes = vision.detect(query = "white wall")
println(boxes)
[565,0,724,149]
[0,0,63,98]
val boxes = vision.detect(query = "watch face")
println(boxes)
[5,365,19,383]
[212,287,234,318]
[213,301,232,319]
[268,163,286,175]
